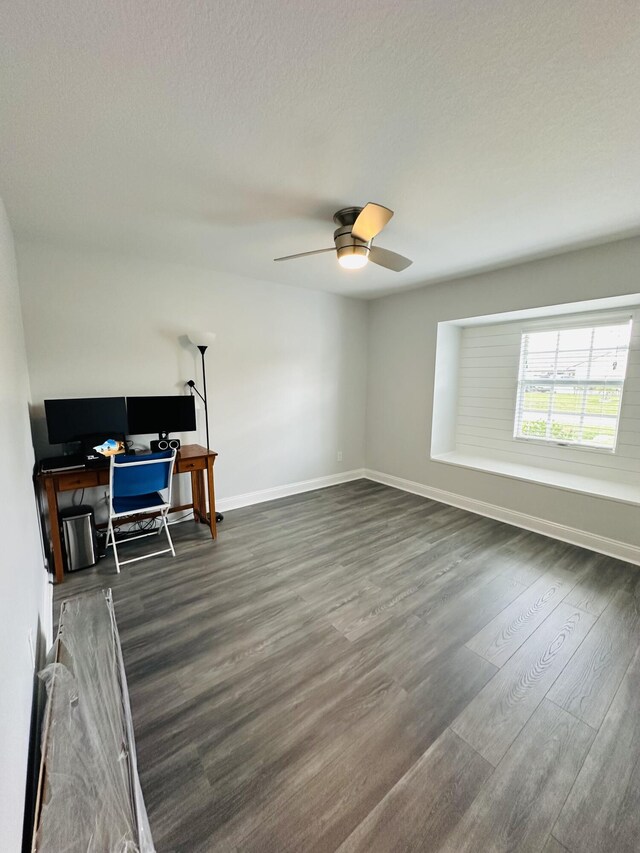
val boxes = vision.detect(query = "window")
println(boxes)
[514,319,632,450]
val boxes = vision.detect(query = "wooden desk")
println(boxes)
[37,444,218,583]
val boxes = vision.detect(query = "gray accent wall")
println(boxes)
[366,235,640,552]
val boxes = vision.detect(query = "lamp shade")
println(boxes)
[187,330,217,348]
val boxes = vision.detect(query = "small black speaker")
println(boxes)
[150,438,181,452]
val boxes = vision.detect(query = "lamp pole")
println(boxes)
[186,331,222,523]
[198,344,210,451]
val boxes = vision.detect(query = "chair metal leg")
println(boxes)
[108,519,121,573]
[107,506,176,573]
[162,510,176,557]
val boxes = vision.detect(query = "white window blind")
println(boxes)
[514,319,632,450]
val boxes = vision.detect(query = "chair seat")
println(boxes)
[112,491,166,515]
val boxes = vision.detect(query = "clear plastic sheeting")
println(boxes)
[34,590,155,853]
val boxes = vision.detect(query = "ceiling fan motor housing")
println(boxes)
[333,207,371,262]
[273,202,411,271]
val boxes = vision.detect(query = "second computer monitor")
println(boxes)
[126,396,197,438]
[45,397,128,445]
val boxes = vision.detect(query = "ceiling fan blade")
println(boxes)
[351,203,394,242]
[368,246,413,272]
[273,247,335,262]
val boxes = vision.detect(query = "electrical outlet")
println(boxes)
[337,451,343,462]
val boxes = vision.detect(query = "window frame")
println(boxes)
[513,316,632,454]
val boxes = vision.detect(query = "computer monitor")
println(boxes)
[44,397,128,445]
[126,395,197,438]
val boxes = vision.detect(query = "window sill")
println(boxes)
[432,450,640,507]
[514,436,615,455]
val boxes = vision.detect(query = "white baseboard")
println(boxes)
[217,469,366,513]
[364,468,640,567]
[41,574,54,652]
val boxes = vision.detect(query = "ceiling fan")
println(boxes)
[274,203,413,272]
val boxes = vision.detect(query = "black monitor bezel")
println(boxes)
[126,395,197,437]
[44,397,128,445]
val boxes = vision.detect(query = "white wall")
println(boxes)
[16,241,368,511]
[366,235,640,554]
[0,202,50,850]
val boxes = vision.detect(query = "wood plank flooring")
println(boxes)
[54,479,640,852]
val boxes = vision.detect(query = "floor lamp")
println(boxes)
[187,331,223,523]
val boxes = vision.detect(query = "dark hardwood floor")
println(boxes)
[54,480,640,852]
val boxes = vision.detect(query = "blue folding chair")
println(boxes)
[106,450,177,573]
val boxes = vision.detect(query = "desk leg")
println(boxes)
[206,457,217,540]
[190,470,202,522]
[45,477,65,584]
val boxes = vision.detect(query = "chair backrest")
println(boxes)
[110,450,176,498]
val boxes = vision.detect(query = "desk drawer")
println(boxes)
[177,457,206,473]
[55,471,100,490]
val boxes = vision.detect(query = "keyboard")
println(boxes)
[39,454,85,473]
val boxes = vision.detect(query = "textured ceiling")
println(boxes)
[1,1,640,298]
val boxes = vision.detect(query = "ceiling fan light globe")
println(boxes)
[337,245,369,270]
